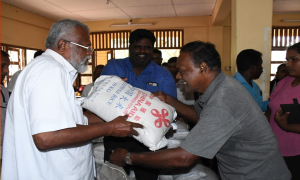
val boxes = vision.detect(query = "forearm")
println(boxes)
[284,124,300,134]
[166,96,199,124]
[33,123,112,151]
[265,108,271,122]
[84,111,105,125]
[131,148,199,169]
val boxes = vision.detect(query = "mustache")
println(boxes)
[79,56,91,65]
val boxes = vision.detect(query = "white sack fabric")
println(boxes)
[82,75,177,151]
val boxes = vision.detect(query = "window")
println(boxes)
[1,44,41,86]
[271,27,299,80]
[151,29,183,63]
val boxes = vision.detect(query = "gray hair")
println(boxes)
[45,19,90,49]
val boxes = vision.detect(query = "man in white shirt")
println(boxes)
[1,19,142,180]
[1,50,10,158]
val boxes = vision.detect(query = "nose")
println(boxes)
[87,49,93,56]
[286,60,292,67]
[140,47,146,53]
[176,72,181,79]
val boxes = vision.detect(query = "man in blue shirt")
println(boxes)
[233,49,269,112]
[101,29,177,180]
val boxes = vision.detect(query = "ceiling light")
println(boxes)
[110,20,154,27]
[282,19,300,22]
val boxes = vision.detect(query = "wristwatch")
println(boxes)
[125,152,132,165]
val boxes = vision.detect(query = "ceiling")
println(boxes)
[2,0,300,22]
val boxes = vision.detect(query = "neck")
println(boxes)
[239,71,252,85]
[133,66,146,76]
[199,71,220,94]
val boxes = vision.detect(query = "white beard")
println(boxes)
[69,49,90,73]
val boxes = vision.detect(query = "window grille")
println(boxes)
[90,31,131,50]
[151,29,183,49]
[272,27,300,50]
[90,29,184,50]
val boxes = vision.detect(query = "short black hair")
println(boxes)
[153,48,162,55]
[168,57,177,64]
[34,50,45,58]
[180,41,221,71]
[1,50,9,58]
[288,42,300,54]
[236,49,262,72]
[277,63,286,72]
[162,62,168,67]
[129,29,156,46]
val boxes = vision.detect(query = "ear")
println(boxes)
[249,65,255,73]
[199,62,208,74]
[57,39,67,53]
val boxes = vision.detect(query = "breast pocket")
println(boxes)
[145,84,159,93]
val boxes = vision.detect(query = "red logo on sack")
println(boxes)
[151,109,170,128]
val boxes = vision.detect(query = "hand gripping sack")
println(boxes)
[82,75,177,151]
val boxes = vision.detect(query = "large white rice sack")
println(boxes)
[82,75,177,151]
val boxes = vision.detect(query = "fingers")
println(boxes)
[151,91,162,97]
[118,114,128,120]
[132,122,143,129]
[121,77,128,82]
[131,129,139,136]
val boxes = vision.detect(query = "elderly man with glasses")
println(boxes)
[1,19,142,180]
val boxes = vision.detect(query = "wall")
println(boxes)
[84,16,210,44]
[273,14,300,27]
[1,1,300,72]
[1,2,55,49]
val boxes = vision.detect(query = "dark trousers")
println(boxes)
[284,154,300,180]
[104,136,159,180]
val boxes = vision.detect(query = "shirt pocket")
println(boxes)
[145,84,159,93]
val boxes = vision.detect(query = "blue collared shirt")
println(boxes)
[233,72,269,112]
[101,57,177,98]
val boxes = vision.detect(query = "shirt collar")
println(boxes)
[45,49,78,82]
[234,72,254,85]
[199,71,226,104]
[125,57,156,76]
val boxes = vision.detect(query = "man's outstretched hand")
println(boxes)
[107,115,143,137]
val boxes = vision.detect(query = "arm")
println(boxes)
[33,115,143,151]
[265,107,271,122]
[152,91,199,124]
[110,147,199,170]
[274,108,300,133]
[83,111,104,125]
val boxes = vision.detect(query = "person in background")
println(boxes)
[1,50,11,158]
[168,57,194,105]
[152,48,163,66]
[161,62,168,69]
[101,29,176,180]
[270,63,288,94]
[110,41,291,180]
[267,42,300,180]
[81,65,104,97]
[233,49,269,112]
[1,19,142,180]
[167,57,178,82]
[7,50,45,94]
[33,50,45,58]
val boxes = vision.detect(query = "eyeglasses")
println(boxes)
[66,40,94,52]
